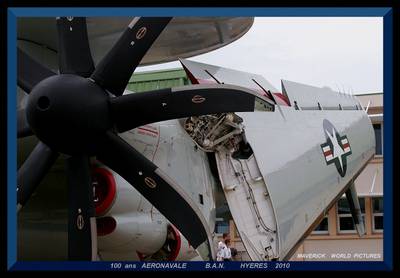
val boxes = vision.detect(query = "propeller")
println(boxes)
[66,155,97,260]
[17,108,33,138]
[56,17,95,77]
[17,16,260,260]
[17,48,55,94]
[17,142,58,212]
[110,85,257,133]
[91,17,172,96]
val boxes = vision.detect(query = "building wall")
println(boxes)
[292,238,383,261]
[127,68,190,93]
[291,197,383,261]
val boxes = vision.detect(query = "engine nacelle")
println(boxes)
[93,166,169,260]
[92,166,199,261]
[137,224,199,261]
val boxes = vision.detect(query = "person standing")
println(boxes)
[216,233,230,261]
[223,238,232,261]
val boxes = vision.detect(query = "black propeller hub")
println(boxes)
[26,74,111,155]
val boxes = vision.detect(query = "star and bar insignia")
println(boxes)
[321,120,352,177]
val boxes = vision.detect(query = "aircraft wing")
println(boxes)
[281,79,360,110]
[180,58,290,105]
[180,58,278,92]
[180,60,375,260]
[17,17,254,66]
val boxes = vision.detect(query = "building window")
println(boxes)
[215,202,232,235]
[372,197,383,232]
[373,123,383,155]
[312,216,329,235]
[215,218,229,235]
[254,97,274,112]
[337,197,365,233]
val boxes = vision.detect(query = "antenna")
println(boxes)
[365,100,371,113]
[342,84,348,98]
[335,83,342,96]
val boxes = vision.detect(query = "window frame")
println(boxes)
[311,216,329,235]
[336,197,366,234]
[373,122,384,157]
[254,96,275,112]
[372,197,384,233]
[372,213,383,233]
[215,217,230,236]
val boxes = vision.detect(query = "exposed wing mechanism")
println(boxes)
[180,60,374,260]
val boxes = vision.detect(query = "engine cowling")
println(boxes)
[92,166,168,260]
[137,224,199,261]
[92,167,117,217]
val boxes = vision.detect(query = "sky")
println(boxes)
[136,17,383,95]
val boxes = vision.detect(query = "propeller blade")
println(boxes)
[17,142,59,211]
[17,108,33,138]
[17,48,56,93]
[96,131,211,250]
[110,84,263,133]
[91,17,172,96]
[66,155,97,261]
[56,17,95,77]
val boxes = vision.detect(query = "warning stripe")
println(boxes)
[137,127,159,135]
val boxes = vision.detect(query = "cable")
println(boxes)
[18,37,58,53]
[231,157,275,234]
